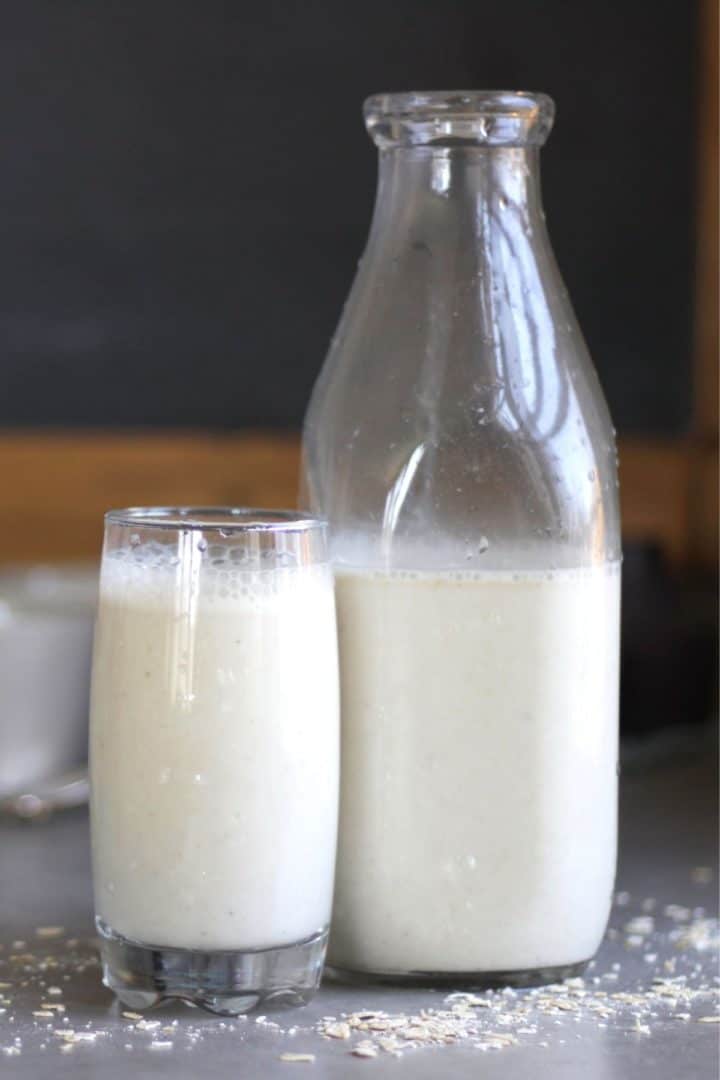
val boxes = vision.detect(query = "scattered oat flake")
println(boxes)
[279,1052,316,1062]
[33,1011,54,1018]
[122,1011,143,1020]
[150,1041,173,1049]
[323,1022,351,1039]
[35,927,64,939]
[697,1015,720,1023]
[46,986,63,996]
[352,1045,378,1058]
[624,916,654,936]
[664,905,691,922]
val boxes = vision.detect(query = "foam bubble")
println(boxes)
[100,543,330,610]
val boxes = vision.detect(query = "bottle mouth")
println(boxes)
[364,90,555,149]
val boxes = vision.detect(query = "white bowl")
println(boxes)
[0,566,97,798]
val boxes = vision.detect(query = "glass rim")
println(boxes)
[104,506,326,534]
[365,89,553,117]
[364,89,555,149]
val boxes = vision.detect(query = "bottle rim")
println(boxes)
[364,90,555,149]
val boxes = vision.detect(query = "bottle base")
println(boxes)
[325,958,590,990]
[97,919,328,1015]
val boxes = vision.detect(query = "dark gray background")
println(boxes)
[0,0,696,432]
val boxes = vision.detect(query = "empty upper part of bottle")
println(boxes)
[302,89,620,572]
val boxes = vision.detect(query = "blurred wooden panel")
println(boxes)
[618,439,692,566]
[0,429,702,568]
[688,440,719,571]
[694,0,719,440]
[688,0,719,569]
[0,431,301,563]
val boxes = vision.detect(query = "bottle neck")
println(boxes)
[371,146,545,244]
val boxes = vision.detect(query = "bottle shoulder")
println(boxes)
[303,343,620,568]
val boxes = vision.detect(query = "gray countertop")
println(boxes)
[1,738,718,1078]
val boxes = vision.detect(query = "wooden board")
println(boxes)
[0,431,301,563]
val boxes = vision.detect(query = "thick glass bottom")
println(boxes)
[97,919,328,1015]
[325,958,590,990]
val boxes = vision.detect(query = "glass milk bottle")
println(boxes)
[302,91,621,986]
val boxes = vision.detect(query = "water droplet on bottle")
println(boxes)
[197,538,208,552]
[499,195,508,210]
[588,469,596,482]
[477,536,489,554]
[129,533,141,547]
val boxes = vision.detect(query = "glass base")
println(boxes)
[97,919,328,1015]
[325,958,590,990]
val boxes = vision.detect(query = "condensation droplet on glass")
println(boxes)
[588,469,596,482]
[129,533,141,548]
[197,538,208,552]
[499,195,508,210]
[477,536,489,554]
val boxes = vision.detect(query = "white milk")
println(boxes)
[330,562,620,974]
[90,547,339,952]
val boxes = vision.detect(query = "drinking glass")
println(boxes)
[90,508,339,1014]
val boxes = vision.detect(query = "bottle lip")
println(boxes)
[364,90,555,149]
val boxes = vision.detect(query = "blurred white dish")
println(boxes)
[0,565,97,799]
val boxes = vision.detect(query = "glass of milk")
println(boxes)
[90,508,339,1015]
